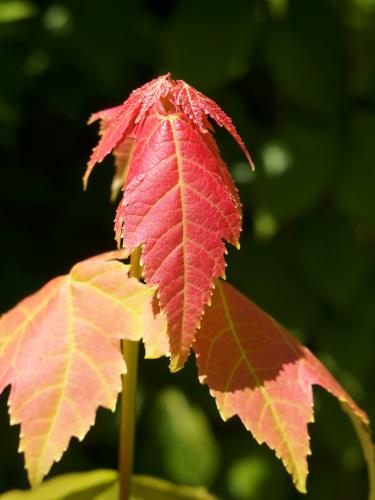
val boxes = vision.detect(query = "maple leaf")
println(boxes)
[0,252,166,485]
[84,73,171,188]
[173,80,255,170]
[87,106,137,202]
[194,281,372,493]
[86,75,252,372]
[114,104,242,371]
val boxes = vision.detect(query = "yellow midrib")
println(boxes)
[169,118,187,367]
[217,284,304,488]
[32,276,76,484]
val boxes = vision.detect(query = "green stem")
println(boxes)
[118,247,141,500]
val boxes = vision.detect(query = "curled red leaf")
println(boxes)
[173,80,255,170]
[115,105,241,371]
[86,75,253,370]
[84,73,171,188]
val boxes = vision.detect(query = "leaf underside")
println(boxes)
[0,252,166,485]
[193,281,372,493]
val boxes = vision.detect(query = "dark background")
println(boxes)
[0,0,374,498]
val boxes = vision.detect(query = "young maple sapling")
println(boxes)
[0,74,373,500]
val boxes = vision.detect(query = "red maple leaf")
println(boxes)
[84,73,171,188]
[115,104,242,371]
[194,281,371,493]
[86,75,253,371]
[173,80,255,171]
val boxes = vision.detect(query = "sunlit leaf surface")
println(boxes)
[194,281,372,493]
[0,253,164,485]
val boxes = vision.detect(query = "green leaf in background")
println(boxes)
[0,1,36,23]
[150,387,220,486]
[130,475,216,500]
[0,471,216,500]
[227,455,268,500]
[266,0,288,19]
[0,469,117,500]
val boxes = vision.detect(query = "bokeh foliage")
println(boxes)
[0,0,374,498]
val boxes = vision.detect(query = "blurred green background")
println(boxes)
[0,0,374,498]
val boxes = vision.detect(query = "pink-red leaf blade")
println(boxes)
[84,74,171,188]
[173,80,255,170]
[194,281,371,493]
[116,106,242,371]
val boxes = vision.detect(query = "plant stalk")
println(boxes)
[118,247,142,500]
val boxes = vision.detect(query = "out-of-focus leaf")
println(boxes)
[130,475,216,500]
[267,0,288,18]
[0,469,117,499]
[92,482,118,500]
[0,471,216,500]
[227,455,269,500]
[151,387,220,486]
[0,1,36,23]
[42,5,70,33]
